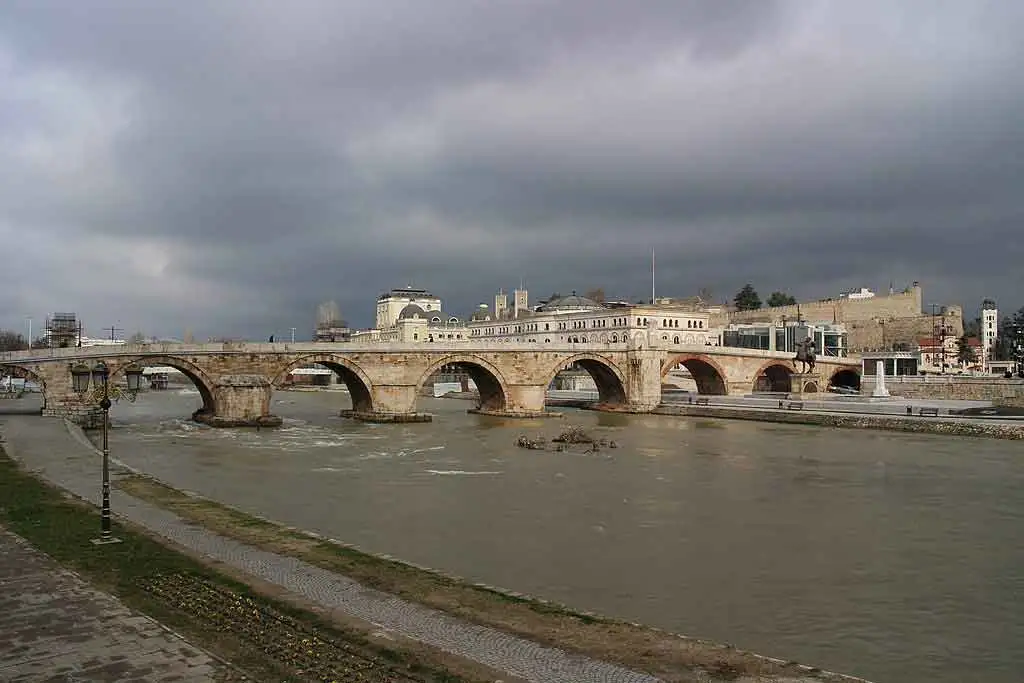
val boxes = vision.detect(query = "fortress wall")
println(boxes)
[717,285,967,353]
[847,314,964,352]
[726,285,923,325]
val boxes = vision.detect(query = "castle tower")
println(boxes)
[513,288,528,319]
[982,299,998,370]
[494,290,508,320]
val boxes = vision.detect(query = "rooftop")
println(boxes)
[378,286,436,300]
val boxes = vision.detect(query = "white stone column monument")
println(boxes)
[871,360,890,398]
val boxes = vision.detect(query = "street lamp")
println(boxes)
[70,361,144,545]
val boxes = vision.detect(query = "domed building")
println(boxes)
[397,303,427,320]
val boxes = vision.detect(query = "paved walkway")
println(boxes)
[0,415,661,683]
[0,527,222,682]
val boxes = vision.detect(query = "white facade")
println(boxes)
[466,305,717,346]
[375,287,442,330]
[840,287,876,300]
[79,336,126,347]
[981,299,998,369]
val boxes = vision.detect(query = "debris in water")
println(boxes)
[552,426,594,444]
[515,435,547,450]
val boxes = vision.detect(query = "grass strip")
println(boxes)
[0,450,472,683]
[117,474,855,683]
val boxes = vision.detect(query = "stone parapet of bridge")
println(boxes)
[1,341,859,427]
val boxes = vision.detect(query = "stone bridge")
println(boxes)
[0,340,860,427]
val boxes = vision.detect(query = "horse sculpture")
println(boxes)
[794,338,817,374]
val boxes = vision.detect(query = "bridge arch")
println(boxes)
[829,368,862,392]
[545,353,626,406]
[662,353,728,395]
[416,354,511,412]
[0,363,48,408]
[751,360,795,393]
[110,355,217,414]
[271,354,374,413]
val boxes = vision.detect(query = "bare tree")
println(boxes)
[0,330,28,351]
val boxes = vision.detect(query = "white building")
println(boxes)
[79,336,126,347]
[840,287,876,300]
[361,287,721,347]
[981,299,998,370]
[375,287,442,330]
[466,293,717,346]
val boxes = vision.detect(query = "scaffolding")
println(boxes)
[314,301,350,342]
[45,313,80,348]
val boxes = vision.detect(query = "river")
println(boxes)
[96,387,1023,683]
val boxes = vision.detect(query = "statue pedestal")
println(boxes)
[789,373,822,395]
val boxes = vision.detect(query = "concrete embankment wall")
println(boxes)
[862,377,1024,407]
[652,405,1024,440]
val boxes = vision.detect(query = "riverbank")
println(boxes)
[0,448,456,682]
[651,403,1024,439]
[0,414,870,683]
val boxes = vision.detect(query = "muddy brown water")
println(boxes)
[77,388,1024,682]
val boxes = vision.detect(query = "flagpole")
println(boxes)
[651,248,656,304]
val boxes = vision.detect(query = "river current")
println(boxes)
[97,388,1023,683]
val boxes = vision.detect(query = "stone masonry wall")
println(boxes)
[719,285,923,326]
[862,377,1024,406]
[847,313,964,353]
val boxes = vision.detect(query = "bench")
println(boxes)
[786,401,804,411]
[918,407,940,417]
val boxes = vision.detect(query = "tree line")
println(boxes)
[732,284,797,311]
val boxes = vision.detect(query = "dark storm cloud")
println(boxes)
[1,1,1022,340]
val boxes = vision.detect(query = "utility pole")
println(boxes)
[105,326,122,342]
[26,317,32,348]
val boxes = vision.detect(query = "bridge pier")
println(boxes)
[621,350,663,412]
[42,397,105,429]
[192,375,282,428]
[342,384,432,423]
[470,384,559,418]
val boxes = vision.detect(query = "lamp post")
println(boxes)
[70,361,144,545]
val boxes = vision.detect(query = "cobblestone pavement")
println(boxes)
[0,527,222,682]
[1,415,662,683]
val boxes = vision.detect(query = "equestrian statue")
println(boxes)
[794,338,817,374]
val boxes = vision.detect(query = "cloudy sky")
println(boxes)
[2,1,1022,340]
